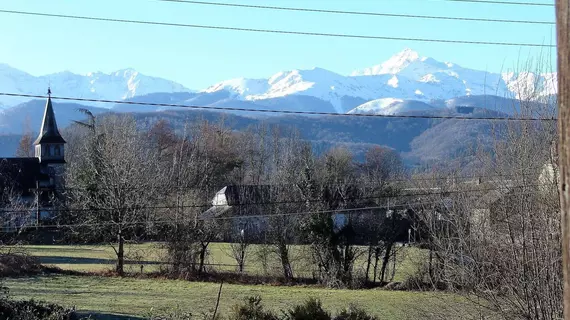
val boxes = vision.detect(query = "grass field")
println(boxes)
[17,242,423,282]
[3,275,475,319]
[1,243,476,319]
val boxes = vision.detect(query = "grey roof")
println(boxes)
[201,205,233,220]
[222,185,272,206]
[34,96,66,145]
[475,180,514,209]
[200,184,381,221]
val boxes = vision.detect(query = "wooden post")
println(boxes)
[557,0,570,318]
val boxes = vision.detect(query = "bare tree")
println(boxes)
[65,114,164,276]
[358,146,405,284]
[263,128,308,281]
[229,224,250,273]
[159,119,242,276]
[15,116,34,158]
[412,56,562,319]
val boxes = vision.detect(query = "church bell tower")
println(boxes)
[33,88,66,169]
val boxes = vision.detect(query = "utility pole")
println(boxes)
[557,0,570,318]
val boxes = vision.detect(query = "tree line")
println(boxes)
[55,111,410,287]
[0,79,564,319]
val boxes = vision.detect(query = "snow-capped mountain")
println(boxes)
[203,68,380,113]
[0,48,557,115]
[347,98,435,115]
[0,64,191,109]
[202,48,556,113]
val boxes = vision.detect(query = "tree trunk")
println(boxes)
[373,247,381,283]
[390,246,397,281]
[343,243,352,282]
[365,245,373,283]
[198,242,208,274]
[429,247,434,281]
[116,231,124,276]
[380,242,393,283]
[278,243,293,280]
[239,248,245,273]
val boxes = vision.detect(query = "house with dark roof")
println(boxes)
[0,89,66,230]
[201,184,418,244]
[201,185,277,241]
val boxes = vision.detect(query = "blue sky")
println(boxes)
[0,0,556,90]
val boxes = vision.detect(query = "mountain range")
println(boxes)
[0,48,558,169]
[0,64,190,109]
[0,48,557,114]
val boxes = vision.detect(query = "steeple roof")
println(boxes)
[34,89,66,145]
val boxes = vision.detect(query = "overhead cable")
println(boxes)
[158,0,554,25]
[0,9,556,47]
[0,92,558,121]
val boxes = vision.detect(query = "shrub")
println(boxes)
[229,296,279,320]
[284,298,331,320]
[0,252,44,277]
[0,297,82,320]
[334,305,378,320]
[168,296,378,320]
[146,307,223,320]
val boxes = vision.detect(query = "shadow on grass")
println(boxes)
[22,247,107,252]
[78,312,145,320]
[36,256,162,265]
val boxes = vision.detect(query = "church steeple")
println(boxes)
[34,88,65,145]
[34,89,66,164]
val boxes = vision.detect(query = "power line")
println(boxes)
[4,185,549,230]
[0,201,441,230]
[444,0,554,6]
[158,0,554,25]
[0,183,546,214]
[0,92,558,121]
[34,170,545,193]
[0,9,555,47]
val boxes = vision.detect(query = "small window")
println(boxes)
[54,146,61,156]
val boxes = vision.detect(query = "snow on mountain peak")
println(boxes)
[351,48,423,76]
[0,65,192,109]
[0,48,558,114]
[389,48,421,64]
[199,48,556,114]
[347,97,435,115]
[114,68,139,78]
[203,67,376,113]
[203,77,270,97]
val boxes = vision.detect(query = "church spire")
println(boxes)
[34,88,66,145]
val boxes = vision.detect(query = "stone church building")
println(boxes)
[0,90,66,230]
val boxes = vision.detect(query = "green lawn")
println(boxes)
[2,244,484,319]
[3,275,475,319]
[18,243,424,282]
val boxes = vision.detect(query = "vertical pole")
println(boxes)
[557,0,570,318]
